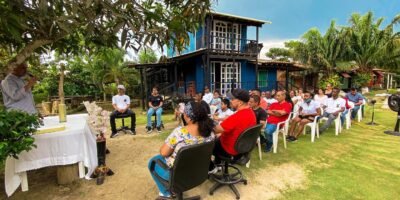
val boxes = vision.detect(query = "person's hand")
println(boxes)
[28,76,37,86]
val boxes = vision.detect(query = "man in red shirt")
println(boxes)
[265,91,292,152]
[210,88,256,172]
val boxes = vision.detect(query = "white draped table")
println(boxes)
[4,113,98,197]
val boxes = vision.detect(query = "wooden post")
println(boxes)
[256,26,259,89]
[57,163,79,185]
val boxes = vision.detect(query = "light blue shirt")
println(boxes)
[1,74,37,114]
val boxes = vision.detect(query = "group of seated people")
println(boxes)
[110,85,164,138]
[147,85,366,199]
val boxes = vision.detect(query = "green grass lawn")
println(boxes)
[242,96,400,199]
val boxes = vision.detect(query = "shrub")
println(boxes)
[0,110,39,162]
[353,73,371,88]
[318,74,341,88]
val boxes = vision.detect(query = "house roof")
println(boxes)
[210,12,271,27]
[250,59,309,71]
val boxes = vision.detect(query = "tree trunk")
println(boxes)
[59,64,65,104]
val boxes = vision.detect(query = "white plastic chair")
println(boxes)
[318,111,342,136]
[303,116,320,142]
[272,112,294,153]
[357,99,366,122]
[345,102,355,130]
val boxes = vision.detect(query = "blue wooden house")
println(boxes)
[132,12,306,103]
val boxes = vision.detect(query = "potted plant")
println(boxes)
[0,110,39,162]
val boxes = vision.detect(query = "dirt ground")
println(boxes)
[0,121,306,200]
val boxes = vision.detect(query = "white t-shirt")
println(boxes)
[217,108,234,120]
[202,93,213,104]
[266,98,278,105]
[112,94,130,110]
[300,100,320,115]
[314,94,328,106]
[324,97,345,114]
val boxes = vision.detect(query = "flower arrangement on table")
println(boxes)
[83,101,114,185]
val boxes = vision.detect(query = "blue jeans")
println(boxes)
[148,155,171,197]
[147,107,163,127]
[264,124,277,151]
[340,109,349,126]
[351,105,360,119]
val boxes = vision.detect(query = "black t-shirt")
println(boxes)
[253,107,267,124]
[149,95,163,107]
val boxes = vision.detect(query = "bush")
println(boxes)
[319,74,341,88]
[353,73,371,88]
[0,110,40,162]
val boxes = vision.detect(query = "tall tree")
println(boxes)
[138,48,158,64]
[0,0,212,69]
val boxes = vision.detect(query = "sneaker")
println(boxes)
[129,130,136,135]
[157,127,161,133]
[289,137,298,142]
[146,126,152,134]
[208,166,222,175]
[110,132,119,138]
[234,154,250,165]
[264,147,272,153]
[286,136,293,141]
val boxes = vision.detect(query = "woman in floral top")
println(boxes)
[148,101,215,200]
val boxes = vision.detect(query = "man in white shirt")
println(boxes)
[110,85,136,138]
[202,86,213,104]
[319,88,345,134]
[265,91,278,107]
[1,62,38,115]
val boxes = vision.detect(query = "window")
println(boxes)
[211,20,241,51]
[211,62,241,95]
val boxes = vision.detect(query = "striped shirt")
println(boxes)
[1,74,37,114]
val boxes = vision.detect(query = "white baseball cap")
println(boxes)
[117,85,125,90]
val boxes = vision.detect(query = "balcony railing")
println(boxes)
[196,34,262,57]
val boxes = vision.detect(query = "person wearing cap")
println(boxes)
[1,62,38,115]
[209,88,256,172]
[110,85,136,138]
[264,91,292,152]
[146,86,164,133]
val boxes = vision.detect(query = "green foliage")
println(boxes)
[318,74,341,88]
[138,48,158,64]
[0,0,212,68]
[352,73,372,88]
[265,47,291,61]
[0,110,39,162]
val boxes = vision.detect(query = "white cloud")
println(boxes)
[259,38,299,59]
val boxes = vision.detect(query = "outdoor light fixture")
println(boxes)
[366,99,378,125]
[384,94,400,136]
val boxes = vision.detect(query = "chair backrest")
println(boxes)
[170,141,215,193]
[234,124,263,154]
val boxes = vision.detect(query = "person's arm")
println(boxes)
[1,79,30,101]
[160,143,174,157]
[355,95,363,106]
[125,96,131,110]
[271,109,288,116]
[214,125,225,134]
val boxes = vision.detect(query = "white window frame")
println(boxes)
[211,20,241,51]
[210,61,241,95]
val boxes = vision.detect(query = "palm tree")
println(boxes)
[344,11,400,73]
[298,20,348,77]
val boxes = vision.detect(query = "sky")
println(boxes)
[213,0,400,58]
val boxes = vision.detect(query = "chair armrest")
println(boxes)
[313,116,320,123]
[149,158,170,189]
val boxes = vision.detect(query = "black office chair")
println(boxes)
[115,113,131,133]
[149,141,215,200]
[209,124,263,200]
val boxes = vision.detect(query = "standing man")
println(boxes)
[345,88,364,120]
[146,86,163,133]
[264,91,292,152]
[110,85,136,138]
[1,62,38,115]
[319,88,345,134]
[202,86,213,105]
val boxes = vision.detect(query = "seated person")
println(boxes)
[319,88,345,134]
[340,91,353,127]
[251,88,268,110]
[110,85,136,138]
[287,91,320,142]
[345,88,364,119]
[202,86,213,105]
[213,98,234,123]
[146,86,163,133]
[264,91,292,152]
[210,90,222,111]
[265,91,278,108]
[148,101,215,199]
[248,95,267,143]
[194,91,211,114]
[210,89,256,172]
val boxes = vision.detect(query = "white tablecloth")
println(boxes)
[4,114,98,196]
